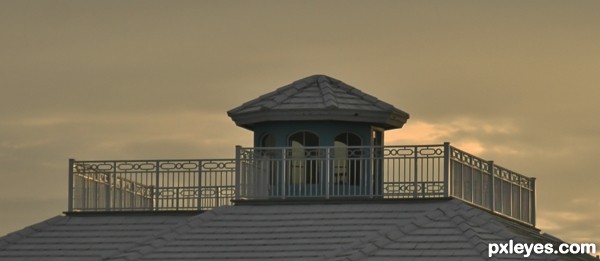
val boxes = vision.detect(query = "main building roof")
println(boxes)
[228,75,410,130]
[0,199,594,261]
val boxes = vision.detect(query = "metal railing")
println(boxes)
[67,143,535,225]
[69,159,235,212]
[236,143,536,225]
[236,144,447,199]
[449,147,535,224]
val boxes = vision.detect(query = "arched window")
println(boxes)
[288,131,319,147]
[335,133,361,147]
[261,133,276,147]
[334,132,361,185]
[288,131,319,184]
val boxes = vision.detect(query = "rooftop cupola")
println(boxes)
[228,75,412,200]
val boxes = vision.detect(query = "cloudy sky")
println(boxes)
[1,0,598,249]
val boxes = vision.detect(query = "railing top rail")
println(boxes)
[240,144,446,150]
[72,158,236,163]
[448,145,485,161]
[448,145,533,182]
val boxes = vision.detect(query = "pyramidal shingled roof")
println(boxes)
[1,199,596,260]
[227,75,410,130]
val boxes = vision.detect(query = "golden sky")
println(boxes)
[1,0,599,248]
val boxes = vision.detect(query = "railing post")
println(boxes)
[413,146,418,198]
[281,148,286,200]
[325,147,330,199]
[530,177,536,226]
[105,164,111,211]
[488,161,495,212]
[369,146,374,198]
[198,160,203,210]
[154,161,160,211]
[443,142,450,197]
[68,158,74,212]
[235,146,241,201]
[112,161,117,210]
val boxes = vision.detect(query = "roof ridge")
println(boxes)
[324,204,455,261]
[316,75,339,109]
[447,200,599,260]
[439,201,497,259]
[105,207,228,260]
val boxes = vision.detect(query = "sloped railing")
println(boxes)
[68,159,235,212]
[449,147,535,225]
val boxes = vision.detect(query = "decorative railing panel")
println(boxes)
[381,145,446,199]
[68,143,535,225]
[237,145,448,200]
[69,159,235,212]
[447,146,535,225]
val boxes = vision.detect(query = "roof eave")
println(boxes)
[229,109,409,131]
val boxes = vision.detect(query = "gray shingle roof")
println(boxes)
[1,199,595,261]
[0,214,191,261]
[227,75,410,130]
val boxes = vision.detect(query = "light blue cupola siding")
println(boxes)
[252,121,375,148]
[250,121,384,198]
[228,75,408,198]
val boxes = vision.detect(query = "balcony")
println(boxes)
[68,143,535,225]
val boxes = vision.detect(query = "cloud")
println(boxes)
[4,116,70,127]
[542,211,588,223]
[385,120,450,144]
[385,118,519,156]
[536,200,600,253]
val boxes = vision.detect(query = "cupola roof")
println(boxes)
[228,74,410,130]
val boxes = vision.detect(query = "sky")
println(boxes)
[1,0,598,250]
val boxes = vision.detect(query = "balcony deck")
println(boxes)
[68,143,535,225]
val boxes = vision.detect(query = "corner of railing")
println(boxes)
[488,160,495,212]
[68,158,75,212]
[530,176,537,226]
[443,142,450,197]
[235,145,242,201]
